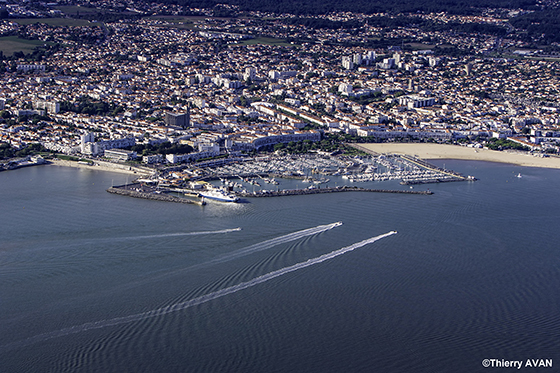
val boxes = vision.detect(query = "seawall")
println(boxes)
[237,186,433,198]
[107,186,205,205]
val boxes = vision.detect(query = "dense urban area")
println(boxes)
[1,0,559,174]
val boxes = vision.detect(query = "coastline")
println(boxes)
[48,159,153,175]
[357,143,560,170]
[40,143,560,180]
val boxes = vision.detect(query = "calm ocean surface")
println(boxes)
[1,160,559,372]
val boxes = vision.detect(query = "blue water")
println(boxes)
[1,161,559,372]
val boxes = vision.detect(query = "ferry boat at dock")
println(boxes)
[199,188,240,203]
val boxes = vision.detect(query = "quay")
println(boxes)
[400,178,466,185]
[349,144,471,182]
[107,184,205,205]
[237,186,433,198]
[107,182,432,205]
[399,154,468,180]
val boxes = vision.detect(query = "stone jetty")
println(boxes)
[237,186,433,198]
[107,185,205,205]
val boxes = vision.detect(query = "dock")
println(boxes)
[107,184,205,205]
[348,145,471,183]
[236,186,433,198]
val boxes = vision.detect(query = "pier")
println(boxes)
[107,184,205,205]
[107,182,432,205]
[237,186,433,198]
[348,144,470,182]
[399,154,468,180]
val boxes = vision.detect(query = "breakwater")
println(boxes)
[400,178,465,185]
[237,186,433,198]
[107,183,431,205]
[107,185,205,205]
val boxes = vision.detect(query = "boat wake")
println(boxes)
[113,222,344,290]
[200,221,343,267]
[0,229,395,352]
[125,227,242,240]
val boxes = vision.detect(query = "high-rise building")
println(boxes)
[342,56,354,70]
[353,53,362,65]
[338,83,353,94]
[33,99,60,114]
[244,67,256,81]
[428,56,440,67]
[378,58,395,69]
[81,132,95,144]
[80,132,98,155]
[165,109,190,128]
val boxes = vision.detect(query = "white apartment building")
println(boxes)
[342,56,354,70]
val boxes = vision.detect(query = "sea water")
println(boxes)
[1,161,559,372]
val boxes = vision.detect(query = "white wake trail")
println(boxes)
[1,229,395,351]
[202,221,342,266]
[128,227,242,240]
[53,222,343,305]
[129,222,343,284]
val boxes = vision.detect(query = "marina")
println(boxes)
[199,153,470,186]
[105,153,467,203]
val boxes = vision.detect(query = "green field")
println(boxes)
[54,6,137,18]
[149,15,226,30]
[13,18,93,27]
[0,36,47,56]
[238,36,293,47]
[54,5,100,15]
[406,43,436,51]
[149,15,207,22]
[149,15,200,29]
[155,22,197,30]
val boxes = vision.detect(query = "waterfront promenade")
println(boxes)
[49,159,153,175]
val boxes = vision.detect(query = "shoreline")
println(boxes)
[35,144,560,179]
[356,143,560,170]
[48,159,153,175]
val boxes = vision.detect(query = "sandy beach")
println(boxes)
[357,143,560,170]
[49,159,153,175]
